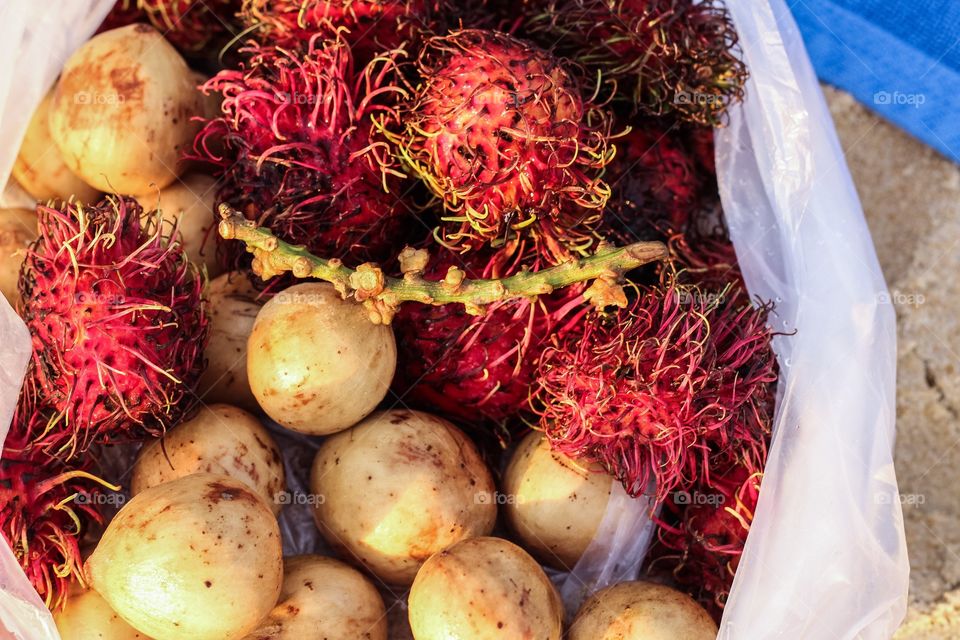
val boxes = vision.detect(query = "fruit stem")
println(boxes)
[218,204,669,324]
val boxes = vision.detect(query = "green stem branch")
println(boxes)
[217,204,668,324]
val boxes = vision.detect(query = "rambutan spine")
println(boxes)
[393,245,589,426]
[240,0,433,58]
[102,0,240,52]
[18,196,207,460]
[380,29,617,262]
[191,34,412,271]
[602,124,704,244]
[534,277,777,503]
[648,463,763,618]
[0,422,118,610]
[528,0,748,125]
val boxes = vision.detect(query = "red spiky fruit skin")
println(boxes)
[389,29,615,262]
[530,0,747,125]
[101,0,240,52]
[0,422,111,610]
[191,37,410,270]
[452,0,551,34]
[17,197,207,460]
[685,125,716,176]
[241,0,433,59]
[648,464,762,620]
[392,245,587,426]
[99,1,146,32]
[603,125,703,243]
[535,279,776,503]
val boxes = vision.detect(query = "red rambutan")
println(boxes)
[99,1,147,33]
[0,424,116,610]
[384,29,616,262]
[102,0,240,52]
[648,463,763,618]
[191,36,412,270]
[603,124,703,243]
[668,221,744,292]
[241,0,433,58]
[17,197,207,460]
[535,278,776,503]
[530,0,748,125]
[392,244,588,426]
[684,125,716,176]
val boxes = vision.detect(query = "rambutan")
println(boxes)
[384,29,616,262]
[684,125,716,176]
[535,278,776,502]
[454,0,551,34]
[529,0,748,125]
[99,1,147,33]
[241,0,433,59]
[602,124,703,243]
[191,36,411,270]
[17,197,207,459]
[648,463,763,619]
[392,244,588,426]
[669,220,744,291]
[101,0,240,52]
[0,424,115,610]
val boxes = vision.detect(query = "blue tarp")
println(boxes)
[789,0,960,162]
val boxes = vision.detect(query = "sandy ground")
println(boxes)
[822,86,960,638]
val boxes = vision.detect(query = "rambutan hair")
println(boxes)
[535,277,776,502]
[0,424,114,610]
[383,29,616,263]
[17,196,207,459]
[602,124,704,244]
[393,244,588,427]
[191,35,413,270]
[240,0,434,57]
[101,0,240,52]
[529,0,748,125]
[648,463,763,618]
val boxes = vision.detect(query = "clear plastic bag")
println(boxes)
[714,1,909,636]
[0,0,909,638]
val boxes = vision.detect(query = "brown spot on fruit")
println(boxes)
[109,66,144,102]
[204,480,259,506]
[389,411,412,425]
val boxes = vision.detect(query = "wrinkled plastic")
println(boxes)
[558,482,656,617]
[0,0,909,638]
[714,1,909,637]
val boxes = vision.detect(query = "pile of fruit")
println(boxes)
[0,0,778,638]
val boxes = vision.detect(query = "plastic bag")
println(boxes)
[715,1,909,637]
[542,1,910,636]
[0,0,909,638]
